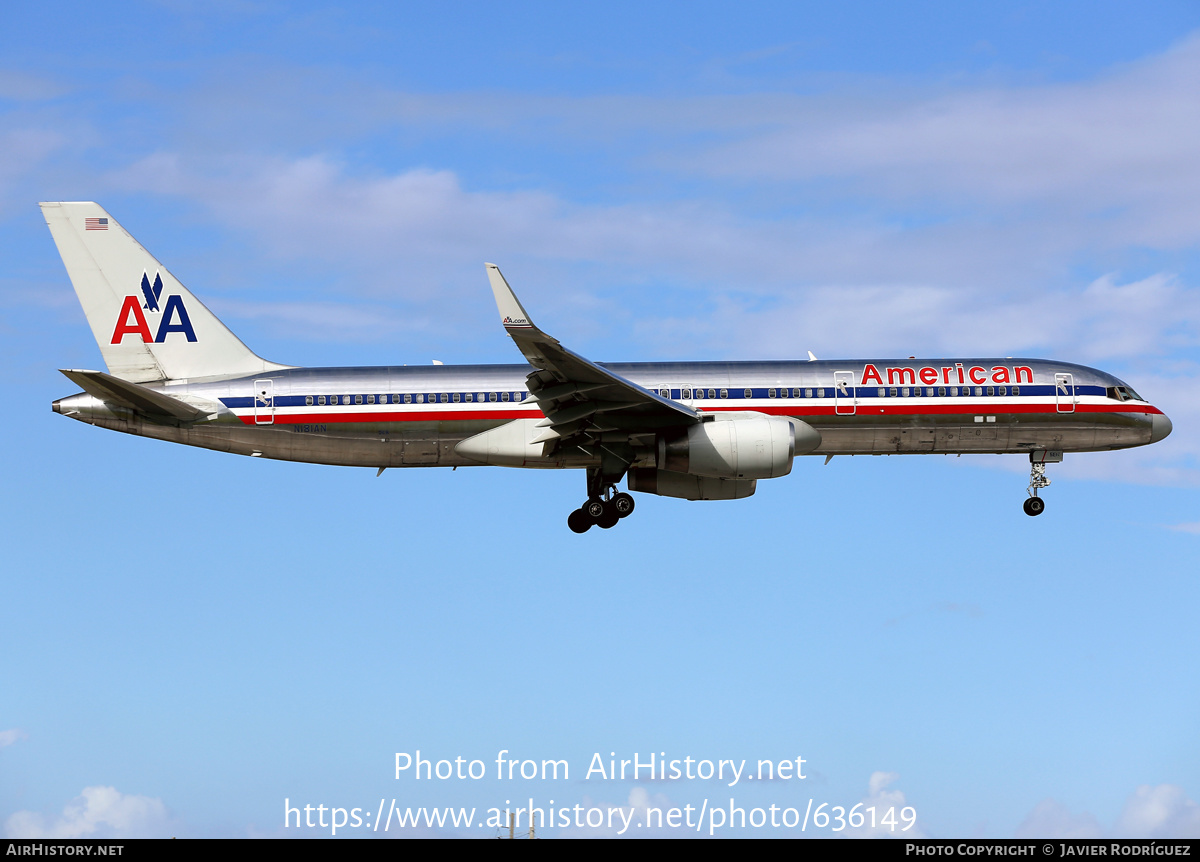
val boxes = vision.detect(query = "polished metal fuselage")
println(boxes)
[53,358,1163,469]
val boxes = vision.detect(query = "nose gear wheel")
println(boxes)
[1024,460,1052,516]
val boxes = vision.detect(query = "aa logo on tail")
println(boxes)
[140,272,163,312]
[110,271,197,344]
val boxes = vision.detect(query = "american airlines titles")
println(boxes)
[860,364,1034,387]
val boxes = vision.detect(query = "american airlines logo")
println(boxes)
[860,363,1034,386]
[502,315,531,327]
[110,271,197,344]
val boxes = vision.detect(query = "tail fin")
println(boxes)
[40,202,290,383]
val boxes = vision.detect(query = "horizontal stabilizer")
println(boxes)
[59,369,208,422]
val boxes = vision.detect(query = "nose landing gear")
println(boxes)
[1024,450,1060,516]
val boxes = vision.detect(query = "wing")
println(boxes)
[485,264,699,452]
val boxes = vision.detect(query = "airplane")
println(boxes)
[42,202,1173,532]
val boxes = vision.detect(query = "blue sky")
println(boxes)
[2,0,1199,839]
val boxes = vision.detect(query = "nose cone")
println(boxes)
[1150,412,1173,444]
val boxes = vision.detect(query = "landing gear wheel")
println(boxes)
[612,492,635,518]
[584,498,606,520]
[597,501,620,529]
[567,509,592,533]
[1023,497,1045,517]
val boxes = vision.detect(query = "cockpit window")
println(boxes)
[1108,386,1145,402]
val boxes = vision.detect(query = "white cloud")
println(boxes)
[0,728,25,749]
[1017,785,1200,839]
[1115,785,1200,839]
[5,786,177,839]
[841,771,927,839]
[682,35,1200,241]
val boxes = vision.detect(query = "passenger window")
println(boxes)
[975,387,982,397]
[439,393,448,403]
[901,388,909,397]
[305,395,313,406]
[768,389,776,398]
[355,395,363,404]
[367,395,375,404]
[404,394,412,404]
[744,388,752,398]
[682,388,692,399]
[452,393,461,403]
[987,386,994,396]
[501,392,510,402]
[489,392,498,402]
[889,387,897,397]
[342,395,351,405]
[720,389,728,399]
[817,388,825,398]
[416,394,424,403]
[1013,386,1020,396]
[938,387,946,397]
[997,387,1005,396]
[878,388,886,397]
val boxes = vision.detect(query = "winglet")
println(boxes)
[485,263,539,333]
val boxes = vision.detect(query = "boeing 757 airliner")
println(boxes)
[43,202,1173,532]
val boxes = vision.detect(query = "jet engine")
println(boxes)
[657,413,818,480]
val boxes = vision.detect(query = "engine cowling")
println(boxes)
[627,468,757,500]
[658,414,818,480]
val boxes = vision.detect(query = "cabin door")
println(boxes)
[254,379,275,425]
[1055,373,1076,414]
[834,371,857,415]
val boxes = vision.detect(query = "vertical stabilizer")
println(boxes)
[40,202,289,382]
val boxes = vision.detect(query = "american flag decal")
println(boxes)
[85,217,108,230]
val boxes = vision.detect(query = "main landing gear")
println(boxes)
[1023,451,1058,517]
[567,467,635,533]
[567,491,635,533]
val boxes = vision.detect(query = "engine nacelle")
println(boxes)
[658,413,818,480]
[627,468,757,501]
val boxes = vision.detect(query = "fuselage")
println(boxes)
[53,357,1171,469]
